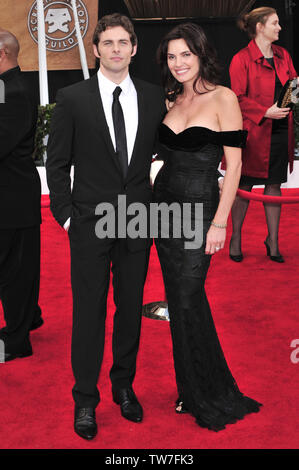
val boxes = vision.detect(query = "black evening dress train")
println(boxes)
[154,123,262,431]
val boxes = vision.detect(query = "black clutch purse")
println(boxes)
[277,78,299,109]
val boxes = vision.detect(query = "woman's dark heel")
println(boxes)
[229,253,243,262]
[264,240,284,263]
[229,239,243,262]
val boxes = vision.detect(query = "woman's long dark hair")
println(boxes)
[157,22,221,102]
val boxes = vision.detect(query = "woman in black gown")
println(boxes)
[154,23,262,431]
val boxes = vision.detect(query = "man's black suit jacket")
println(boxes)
[46,73,166,250]
[0,67,41,228]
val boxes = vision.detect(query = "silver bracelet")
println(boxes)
[211,220,227,229]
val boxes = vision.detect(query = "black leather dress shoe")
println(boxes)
[74,407,97,440]
[30,317,44,331]
[4,346,33,362]
[112,388,143,423]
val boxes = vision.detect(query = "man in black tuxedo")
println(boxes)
[0,30,42,362]
[46,14,165,440]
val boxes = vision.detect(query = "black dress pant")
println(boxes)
[69,220,150,408]
[0,225,40,352]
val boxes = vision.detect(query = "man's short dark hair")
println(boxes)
[93,13,137,48]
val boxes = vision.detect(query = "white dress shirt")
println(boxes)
[63,70,139,232]
[97,69,138,163]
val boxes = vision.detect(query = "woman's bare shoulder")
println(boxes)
[214,85,238,103]
[214,86,242,128]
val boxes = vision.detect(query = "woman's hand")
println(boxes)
[264,102,290,119]
[205,225,226,255]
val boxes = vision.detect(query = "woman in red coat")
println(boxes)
[228,7,297,263]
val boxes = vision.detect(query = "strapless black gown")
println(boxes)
[154,123,262,431]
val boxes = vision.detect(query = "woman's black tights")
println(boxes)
[229,184,282,257]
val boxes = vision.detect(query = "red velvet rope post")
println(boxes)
[237,189,299,204]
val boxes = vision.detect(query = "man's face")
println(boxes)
[93,26,136,76]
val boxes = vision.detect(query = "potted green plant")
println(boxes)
[33,103,56,165]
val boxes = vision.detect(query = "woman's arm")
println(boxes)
[230,53,268,125]
[230,52,291,122]
[205,89,242,255]
[265,49,297,119]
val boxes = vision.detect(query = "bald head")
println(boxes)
[0,29,19,73]
[0,30,20,57]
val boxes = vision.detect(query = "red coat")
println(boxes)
[225,39,297,178]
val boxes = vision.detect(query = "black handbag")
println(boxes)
[277,78,299,109]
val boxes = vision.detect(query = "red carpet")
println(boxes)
[1,190,299,449]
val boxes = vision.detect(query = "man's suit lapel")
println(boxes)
[88,74,122,174]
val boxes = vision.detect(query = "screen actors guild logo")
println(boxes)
[45,8,72,34]
[28,0,89,52]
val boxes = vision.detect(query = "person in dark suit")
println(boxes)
[46,14,165,440]
[0,30,42,362]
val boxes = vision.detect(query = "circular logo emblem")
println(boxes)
[28,0,89,52]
